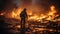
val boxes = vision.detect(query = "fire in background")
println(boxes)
[0,0,60,34]
[0,5,59,21]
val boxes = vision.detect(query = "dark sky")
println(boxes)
[0,0,60,11]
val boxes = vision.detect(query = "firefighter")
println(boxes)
[20,8,28,34]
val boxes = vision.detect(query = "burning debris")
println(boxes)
[0,4,60,34]
[28,5,59,21]
[0,0,60,34]
[0,5,59,21]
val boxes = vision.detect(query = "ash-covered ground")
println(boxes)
[0,15,60,34]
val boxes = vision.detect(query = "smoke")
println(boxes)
[12,0,22,8]
[32,0,36,5]
[31,0,50,15]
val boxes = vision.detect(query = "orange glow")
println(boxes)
[11,8,22,19]
[28,15,38,20]
[0,12,5,15]
[46,5,57,20]
[48,5,56,15]
[16,25,21,28]
[0,5,59,22]
[28,5,58,21]
[35,28,47,31]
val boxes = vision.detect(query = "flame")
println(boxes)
[0,5,59,29]
[48,5,56,15]
[0,5,59,22]
[46,5,57,20]
[11,8,23,19]
[0,12,5,15]
[28,15,38,20]
[15,5,59,28]
[28,5,58,21]
[15,25,21,28]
